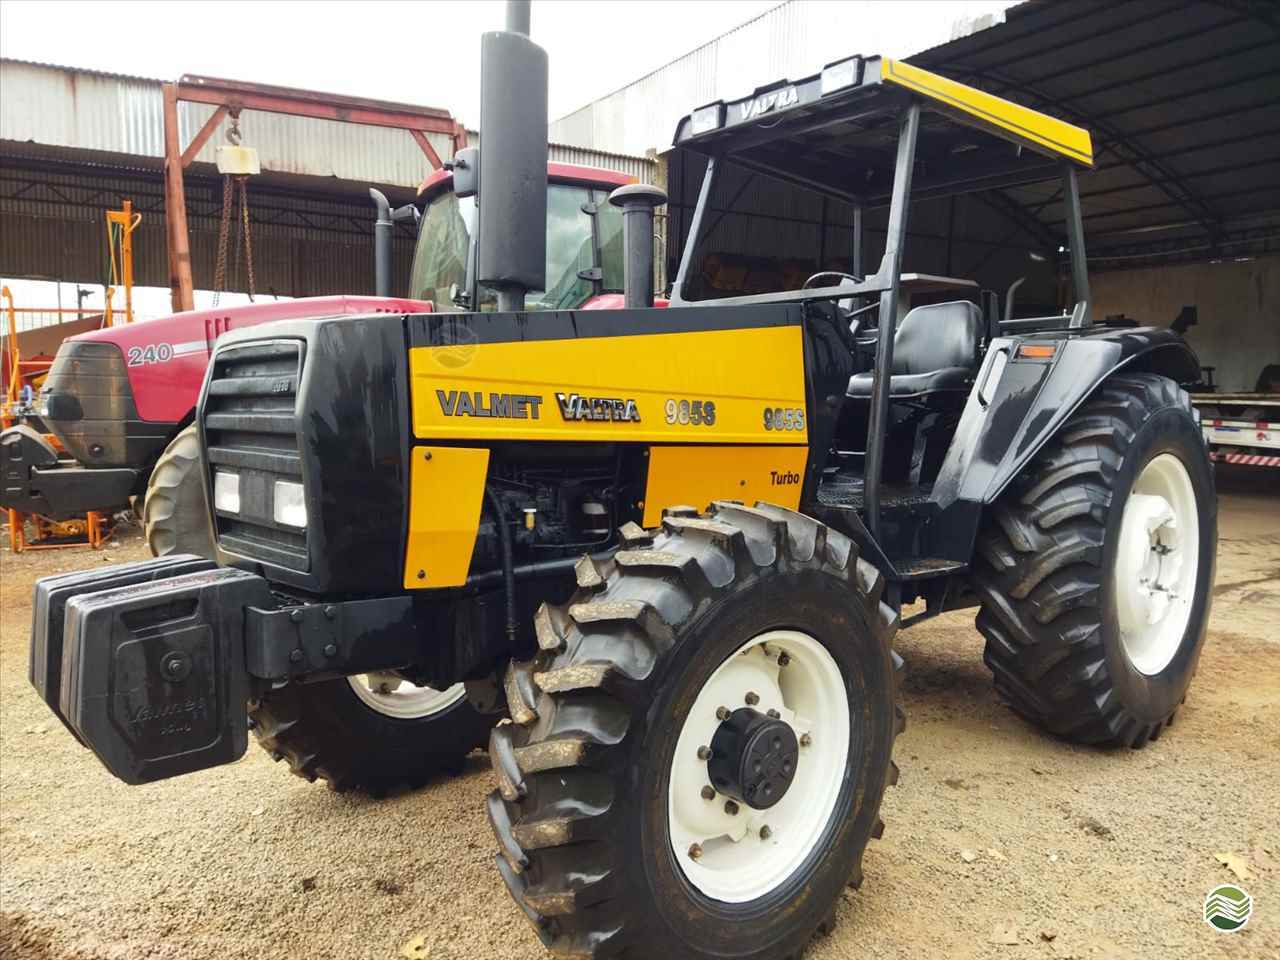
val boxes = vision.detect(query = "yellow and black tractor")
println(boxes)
[28,6,1215,958]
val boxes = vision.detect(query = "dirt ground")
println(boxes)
[1,467,1276,960]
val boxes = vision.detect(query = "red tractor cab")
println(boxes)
[408,162,640,312]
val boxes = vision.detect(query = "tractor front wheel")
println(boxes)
[143,423,215,559]
[488,502,903,959]
[974,372,1217,747]
[250,675,495,794]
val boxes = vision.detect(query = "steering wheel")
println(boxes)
[802,271,863,289]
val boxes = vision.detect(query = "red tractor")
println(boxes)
[1,162,639,557]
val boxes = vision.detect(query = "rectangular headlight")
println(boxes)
[273,480,306,528]
[821,56,860,96]
[213,471,241,513]
[690,103,723,136]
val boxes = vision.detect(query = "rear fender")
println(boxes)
[933,327,1200,507]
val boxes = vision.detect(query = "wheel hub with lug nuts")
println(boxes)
[708,707,799,810]
[346,674,468,720]
[667,629,850,903]
[1114,453,1199,676]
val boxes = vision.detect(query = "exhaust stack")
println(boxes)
[608,184,668,308]
[476,0,548,312]
[368,188,392,298]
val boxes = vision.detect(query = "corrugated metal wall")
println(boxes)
[0,59,457,189]
[0,59,661,191]
[0,60,659,314]
[0,159,417,301]
[464,129,658,185]
[550,0,1013,156]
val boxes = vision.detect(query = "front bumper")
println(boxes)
[30,557,426,784]
[0,425,139,517]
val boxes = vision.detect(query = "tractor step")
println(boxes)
[893,557,967,580]
[816,474,933,511]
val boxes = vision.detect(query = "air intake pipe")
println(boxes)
[608,184,668,308]
[476,1,548,312]
[368,188,392,298]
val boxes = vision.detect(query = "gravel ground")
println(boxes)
[2,466,1276,960]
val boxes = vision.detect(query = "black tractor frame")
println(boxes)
[666,53,1200,616]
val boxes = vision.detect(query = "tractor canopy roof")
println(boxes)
[672,55,1093,208]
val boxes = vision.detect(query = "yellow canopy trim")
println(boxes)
[882,58,1094,166]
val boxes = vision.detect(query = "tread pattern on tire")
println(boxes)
[487,501,903,959]
[973,373,1195,748]
[249,682,489,795]
[143,424,215,559]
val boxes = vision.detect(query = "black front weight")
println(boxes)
[30,559,432,785]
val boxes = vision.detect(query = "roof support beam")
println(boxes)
[962,187,1062,278]
[180,105,229,169]
[1047,183,1280,225]
[162,83,194,313]
[974,189,1058,252]
[409,130,443,170]
[958,69,1223,243]
[1207,0,1280,36]
[175,75,461,136]
[156,75,465,311]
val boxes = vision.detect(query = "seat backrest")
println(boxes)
[893,300,982,375]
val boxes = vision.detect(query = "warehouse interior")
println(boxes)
[662,0,1279,392]
[0,59,654,322]
[2,1,1277,390]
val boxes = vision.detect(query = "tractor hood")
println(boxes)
[66,295,434,351]
[30,295,434,478]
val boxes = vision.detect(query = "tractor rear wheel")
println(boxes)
[143,424,215,559]
[974,373,1216,747]
[250,674,495,794]
[488,502,902,959]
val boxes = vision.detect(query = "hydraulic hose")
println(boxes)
[484,487,519,645]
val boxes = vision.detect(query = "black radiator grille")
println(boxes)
[203,340,308,571]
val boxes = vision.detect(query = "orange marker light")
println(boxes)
[1017,343,1057,360]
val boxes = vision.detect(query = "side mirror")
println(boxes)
[392,204,420,226]
[452,147,479,199]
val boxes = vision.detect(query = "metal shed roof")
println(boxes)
[911,0,1280,267]
[0,59,658,192]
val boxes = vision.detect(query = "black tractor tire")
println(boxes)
[250,678,496,794]
[487,502,903,960]
[144,424,216,559]
[973,372,1216,748]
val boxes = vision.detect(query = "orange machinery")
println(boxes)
[2,202,140,552]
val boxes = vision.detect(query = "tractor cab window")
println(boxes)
[409,183,624,311]
[409,192,471,307]
[674,161,868,302]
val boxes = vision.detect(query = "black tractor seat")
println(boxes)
[847,300,982,400]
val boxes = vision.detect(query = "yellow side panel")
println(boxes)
[642,445,808,527]
[403,446,490,589]
[410,326,807,444]
[882,58,1093,166]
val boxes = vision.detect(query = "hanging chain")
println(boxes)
[211,112,255,304]
[212,175,234,307]
[240,176,256,300]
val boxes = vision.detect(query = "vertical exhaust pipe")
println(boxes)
[369,188,393,298]
[608,184,667,308]
[476,0,548,312]
[505,0,530,34]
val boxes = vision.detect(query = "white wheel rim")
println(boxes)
[668,630,850,903]
[346,674,467,720]
[1114,453,1199,675]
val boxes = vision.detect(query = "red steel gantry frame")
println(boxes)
[161,75,468,312]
